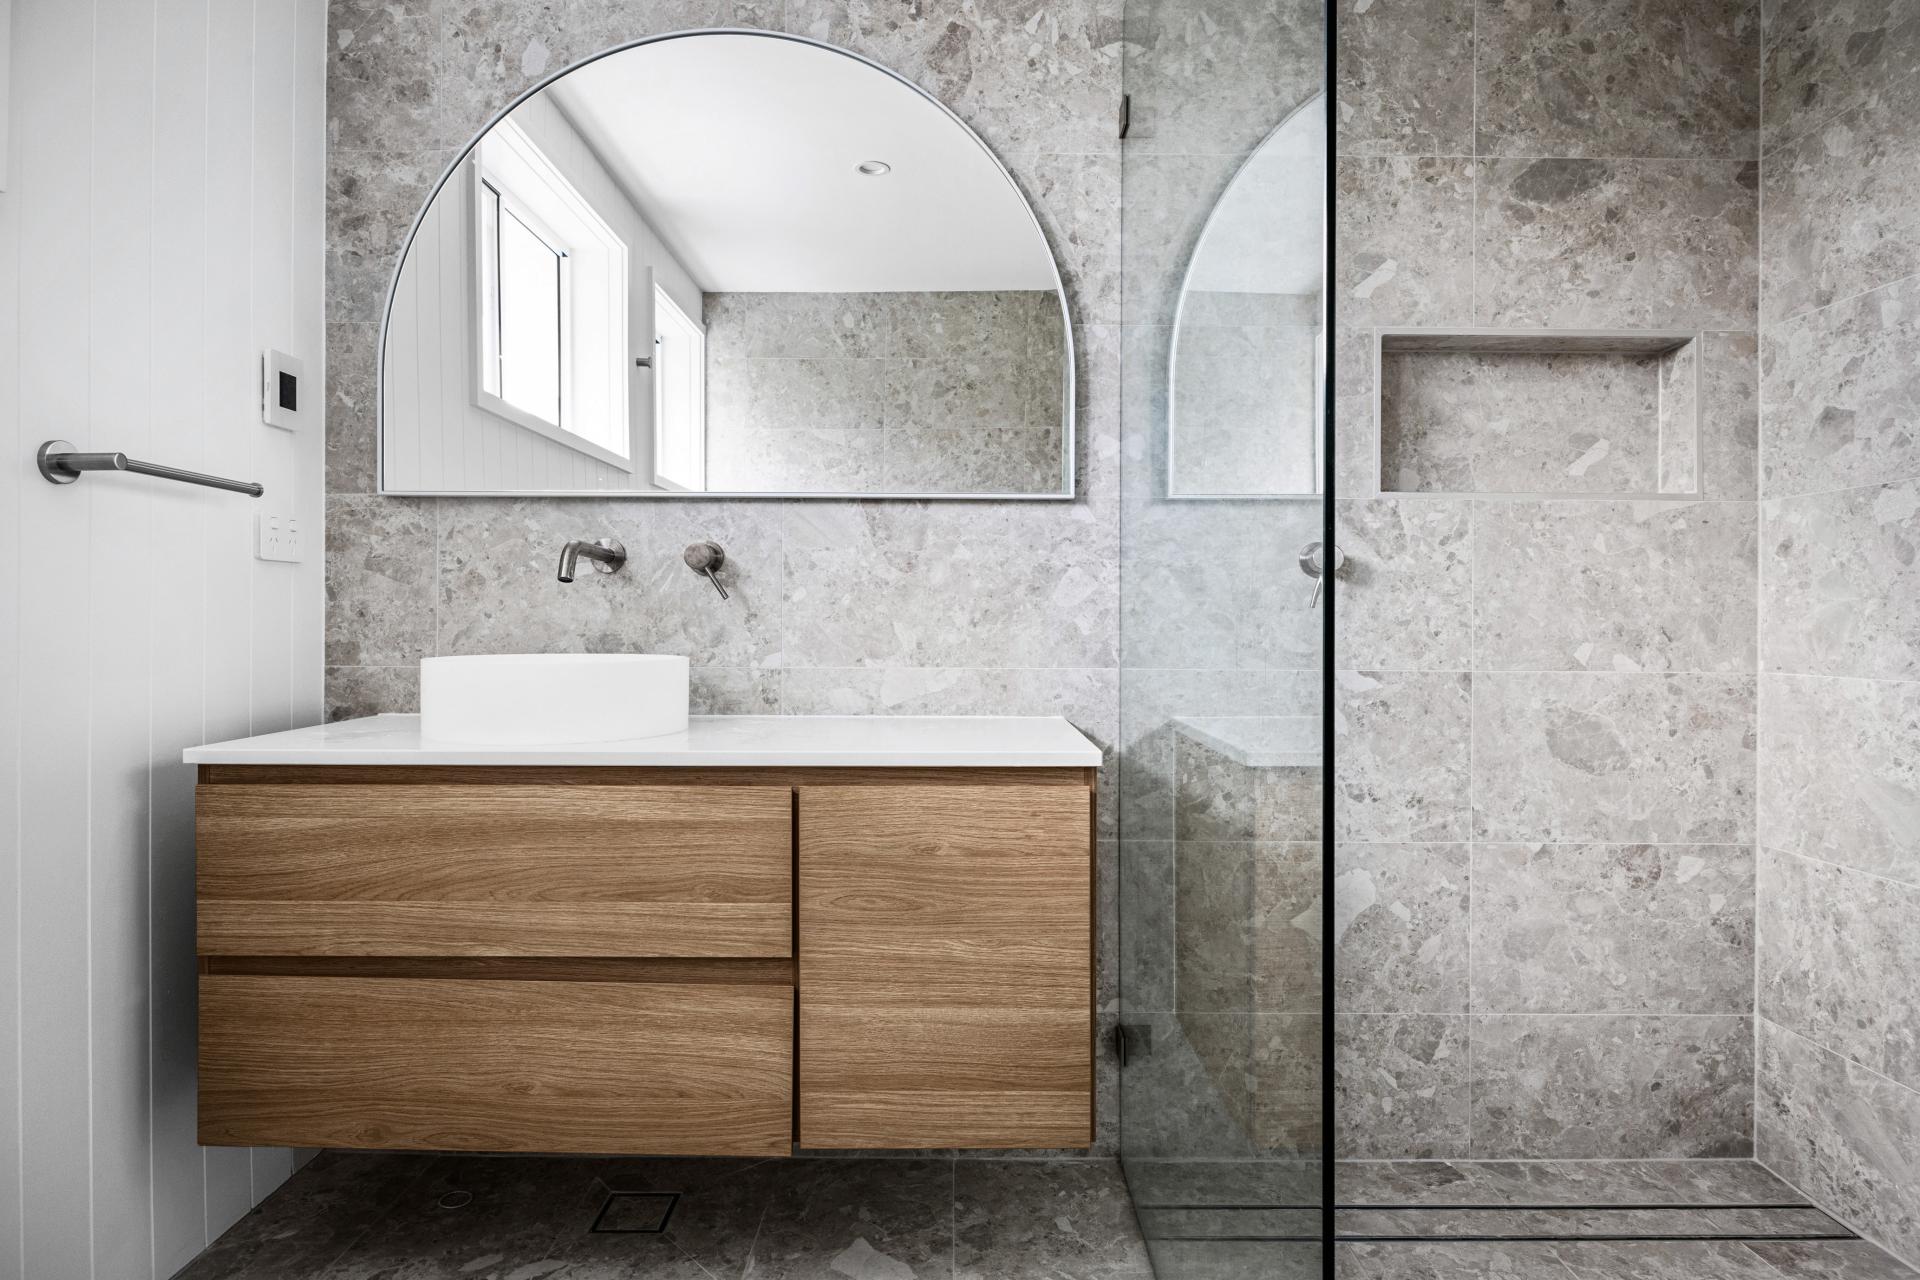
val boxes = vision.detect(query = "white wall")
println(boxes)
[0,1,327,1276]
[383,92,702,493]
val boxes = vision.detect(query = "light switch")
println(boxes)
[255,511,302,563]
[262,349,306,432]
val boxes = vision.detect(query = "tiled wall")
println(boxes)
[324,0,1126,1156]
[1330,0,1762,1160]
[1753,3,1920,1265]
[703,290,1067,494]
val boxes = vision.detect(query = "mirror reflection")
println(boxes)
[380,32,1072,498]
[1167,93,1326,498]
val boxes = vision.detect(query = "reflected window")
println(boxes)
[650,286,707,491]
[472,121,632,468]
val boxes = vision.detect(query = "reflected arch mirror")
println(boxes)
[378,31,1074,498]
[1167,91,1326,498]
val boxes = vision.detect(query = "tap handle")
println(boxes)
[1299,541,1344,609]
[683,541,729,600]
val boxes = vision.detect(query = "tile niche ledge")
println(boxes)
[1373,326,1705,500]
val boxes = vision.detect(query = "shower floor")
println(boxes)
[1123,1158,1919,1278]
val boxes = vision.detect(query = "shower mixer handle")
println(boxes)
[1299,541,1344,608]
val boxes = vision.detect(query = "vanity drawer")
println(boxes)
[199,973,793,1155]
[196,782,792,957]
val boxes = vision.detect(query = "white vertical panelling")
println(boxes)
[0,0,325,1275]
[15,1,100,1276]
[89,4,159,1278]
[146,0,212,1267]
[0,4,23,1278]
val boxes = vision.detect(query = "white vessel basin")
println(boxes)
[419,654,690,745]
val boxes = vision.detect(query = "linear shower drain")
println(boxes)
[590,1191,679,1234]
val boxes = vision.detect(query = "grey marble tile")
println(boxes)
[1118,668,1319,842]
[1760,63,1920,326]
[1761,272,1920,498]
[1335,1158,1798,1208]
[1335,1241,1568,1278]
[327,316,379,497]
[1334,498,1472,672]
[1120,0,1322,159]
[1473,501,1758,674]
[1253,1013,1324,1158]
[1334,670,1472,843]
[1119,484,1321,672]
[1758,1018,1920,1268]
[1701,331,1761,501]
[1761,479,1920,682]
[750,1158,953,1280]
[1476,0,1760,160]
[1123,1157,1319,1209]
[1121,840,1175,1016]
[1122,1011,1258,1160]
[1120,151,1239,330]
[1471,672,1756,844]
[1759,673,1920,886]
[1760,847,1920,1093]
[1333,843,1469,1015]
[316,1155,601,1279]
[1470,1015,1754,1159]
[330,147,453,329]
[1012,151,1122,327]
[1149,1239,1320,1280]
[1334,1015,1471,1160]
[1253,843,1324,1013]
[1379,352,1666,495]
[1473,843,1755,1015]
[954,1159,1151,1280]
[1332,157,1476,397]
[325,665,420,720]
[1761,0,1920,155]
[689,667,783,716]
[1175,736,1320,843]
[176,1151,433,1280]
[429,0,611,157]
[779,499,1117,670]
[1335,0,1474,158]
[1176,841,1258,1014]
[432,499,787,668]
[1476,158,1759,330]
[326,496,437,667]
[1337,1204,1843,1240]
[555,1155,773,1280]
[1553,1240,1796,1278]
[787,0,1124,159]
[1747,1239,1920,1279]
[704,424,889,494]
[328,0,442,153]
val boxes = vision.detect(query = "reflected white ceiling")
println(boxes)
[547,33,1059,294]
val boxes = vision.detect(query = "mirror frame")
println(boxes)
[1165,90,1326,502]
[376,29,1076,501]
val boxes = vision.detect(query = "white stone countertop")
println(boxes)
[1173,716,1321,768]
[185,713,1104,768]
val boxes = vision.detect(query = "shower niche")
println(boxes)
[1373,328,1705,498]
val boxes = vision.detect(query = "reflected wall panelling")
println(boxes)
[0,1,328,1277]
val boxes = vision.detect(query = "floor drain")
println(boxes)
[591,1192,679,1234]
[437,1191,474,1210]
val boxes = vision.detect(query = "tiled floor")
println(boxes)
[176,1152,1156,1280]
[175,1152,1920,1279]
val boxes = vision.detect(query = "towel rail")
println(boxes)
[37,439,264,497]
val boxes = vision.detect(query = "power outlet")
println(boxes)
[255,511,302,563]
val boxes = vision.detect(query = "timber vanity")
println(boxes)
[184,714,1101,1157]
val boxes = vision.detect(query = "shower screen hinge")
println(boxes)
[1114,1023,1152,1066]
[1118,93,1131,140]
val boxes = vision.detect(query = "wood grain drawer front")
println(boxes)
[797,784,1093,1150]
[199,975,793,1155]
[196,783,792,957]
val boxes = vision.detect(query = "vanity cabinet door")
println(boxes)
[796,783,1093,1149]
[196,781,792,957]
[199,974,794,1155]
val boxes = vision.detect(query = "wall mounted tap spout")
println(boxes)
[557,538,627,583]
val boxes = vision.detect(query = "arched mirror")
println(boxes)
[379,31,1073,498]
[1167,92,1326,498]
